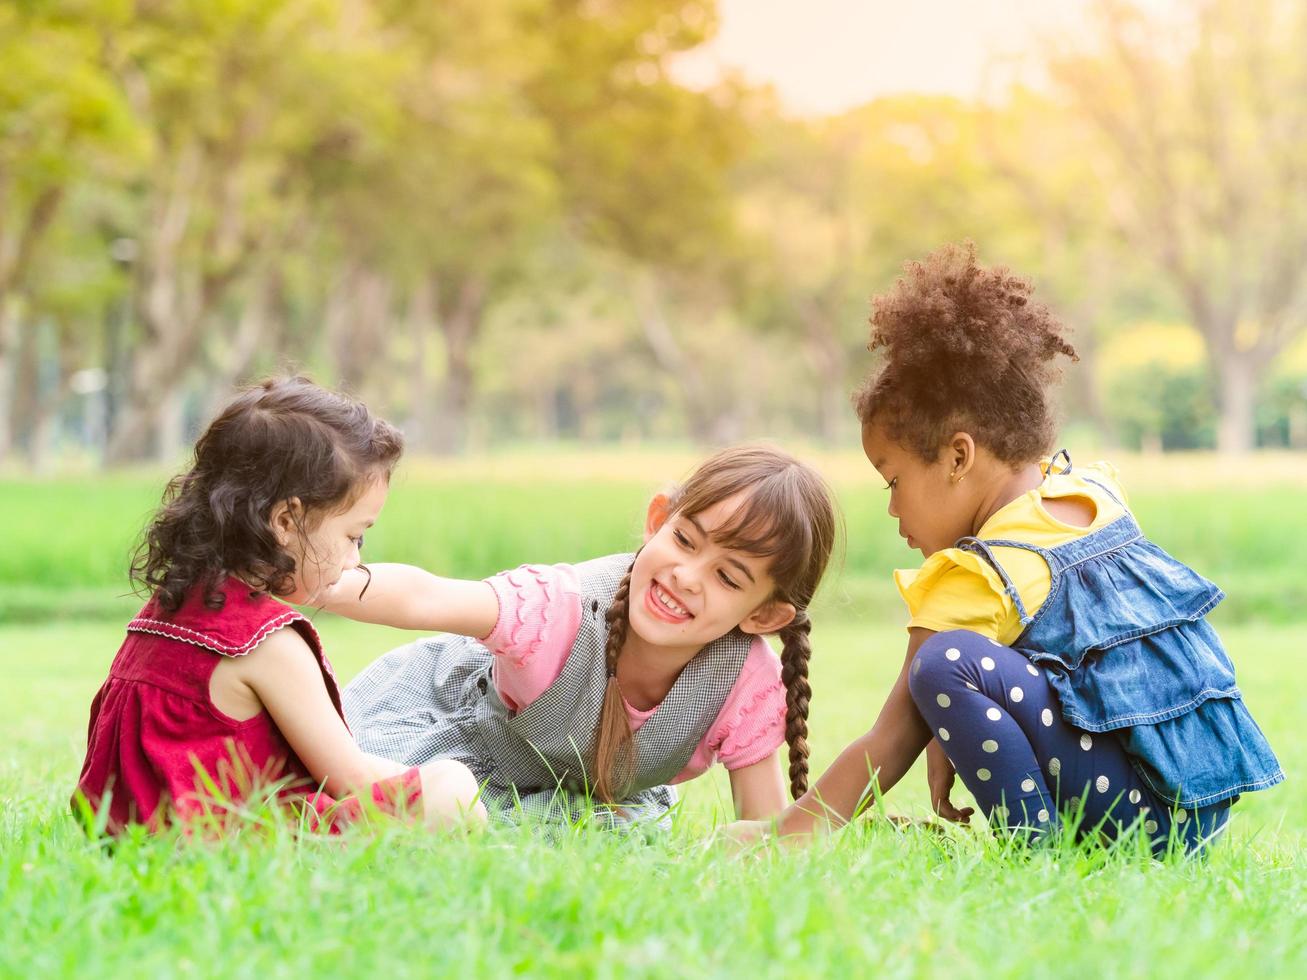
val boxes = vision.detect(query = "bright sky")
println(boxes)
[672,0,1100,116]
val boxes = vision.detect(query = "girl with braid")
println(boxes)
[731,244,1281,853]
[324,445,837,825]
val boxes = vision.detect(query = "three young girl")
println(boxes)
[76,245,1281,852]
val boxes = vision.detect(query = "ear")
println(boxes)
[739,599,796,636]
[643,492,672,544]
[947,432,977,483]
[269,497,305,548]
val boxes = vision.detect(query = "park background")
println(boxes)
[2,0,1305,976]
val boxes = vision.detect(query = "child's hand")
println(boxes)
[720,818,774,850]
[926,738,975,823]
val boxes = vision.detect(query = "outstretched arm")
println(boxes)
[772,627,936,837]
[320,563,499,638]
[240,627,407,796]
[728,755,788,821]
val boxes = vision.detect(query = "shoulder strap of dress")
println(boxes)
[952,537,1035,627]
[572,552,638,608]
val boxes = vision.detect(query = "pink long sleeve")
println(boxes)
[480,563,787,781]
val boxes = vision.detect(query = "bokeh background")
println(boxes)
[4,0,1307,471]
[5,6,1307,974]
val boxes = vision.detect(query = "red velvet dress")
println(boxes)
[74,576,419,834]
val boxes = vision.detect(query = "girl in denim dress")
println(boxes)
[733,244,1282,853]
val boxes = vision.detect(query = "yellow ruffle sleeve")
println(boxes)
[893,547,1024,644]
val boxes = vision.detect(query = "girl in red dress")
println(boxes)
[74,377,486,835]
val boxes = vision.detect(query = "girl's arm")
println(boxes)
[237,626,410,797]
[772,627,936,837]
[728,755,787,821]
[321,563,499,638]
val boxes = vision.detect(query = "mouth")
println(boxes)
[644,578,693,624]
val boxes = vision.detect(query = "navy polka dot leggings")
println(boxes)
[908,630,1229,853]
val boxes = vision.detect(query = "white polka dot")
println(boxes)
[1144,819,1158,834]
[1010,686,1024,703]
[912,658,922,675]
[1026,664,1039,676]
[1020,778,1036,793]
[980,656,996,671]
[977,768,992,781]
[1095,775,1110,794]
[1176,809,1188,825]
[1128,790,1142,805]
[992,805,1009,822]
[1080,733,1093,751]
[965,682,978,691]
[936,693,951,708]
[1037,809,1050,822]
[945,647,961,661]
[982,739,999,754]
[938,728,950,742]
[1040,708,1054,727]
[1048,757,1062,777]
[986,707,1002,721]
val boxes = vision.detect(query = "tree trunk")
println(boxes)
[1213,350,1258,454]
[405,279,437,452]
[796,297,848,444]
[0,301,16,462]
[431,276,486,455]
[633,273,719,444]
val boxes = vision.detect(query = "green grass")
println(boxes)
[2,453,1305,976]
[5,451,1307,623]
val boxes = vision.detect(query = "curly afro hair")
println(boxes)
[853,243,1078,464]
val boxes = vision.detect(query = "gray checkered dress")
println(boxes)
[342,553,753,826]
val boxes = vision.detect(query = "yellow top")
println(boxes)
[893,460,1130,645]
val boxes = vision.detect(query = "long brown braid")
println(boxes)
[589,445,838,805]
[591,563,637,803]
[778,613,813,798]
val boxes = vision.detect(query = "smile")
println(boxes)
[645,579,692,623]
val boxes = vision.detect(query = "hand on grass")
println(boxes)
[720,818,773,851]
[926,738,974,823]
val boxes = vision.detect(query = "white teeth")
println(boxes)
[653,582,688,617]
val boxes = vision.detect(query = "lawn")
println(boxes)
[2,450,1304,977]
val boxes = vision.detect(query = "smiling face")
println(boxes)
[272,473,389,605]
[626,492,795,655]
[861,420,974,558]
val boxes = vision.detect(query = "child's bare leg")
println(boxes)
[419,759,487,828]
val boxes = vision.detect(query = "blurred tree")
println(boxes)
[1049,0,1307,452]
[0,4,139,463]
[94,0,405,462]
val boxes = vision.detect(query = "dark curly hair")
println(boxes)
[853,243,1078,464]
[131,376,404,613]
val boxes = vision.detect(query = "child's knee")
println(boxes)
[419,759,487,828]
[908,630,989,706]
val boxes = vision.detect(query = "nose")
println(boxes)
[887,495,900,520]
[669,558,703,595]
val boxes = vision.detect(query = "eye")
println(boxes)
[673,528,693,549]
[351,534,365,551]
[717,569,741,590]
[884,478,898,491]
